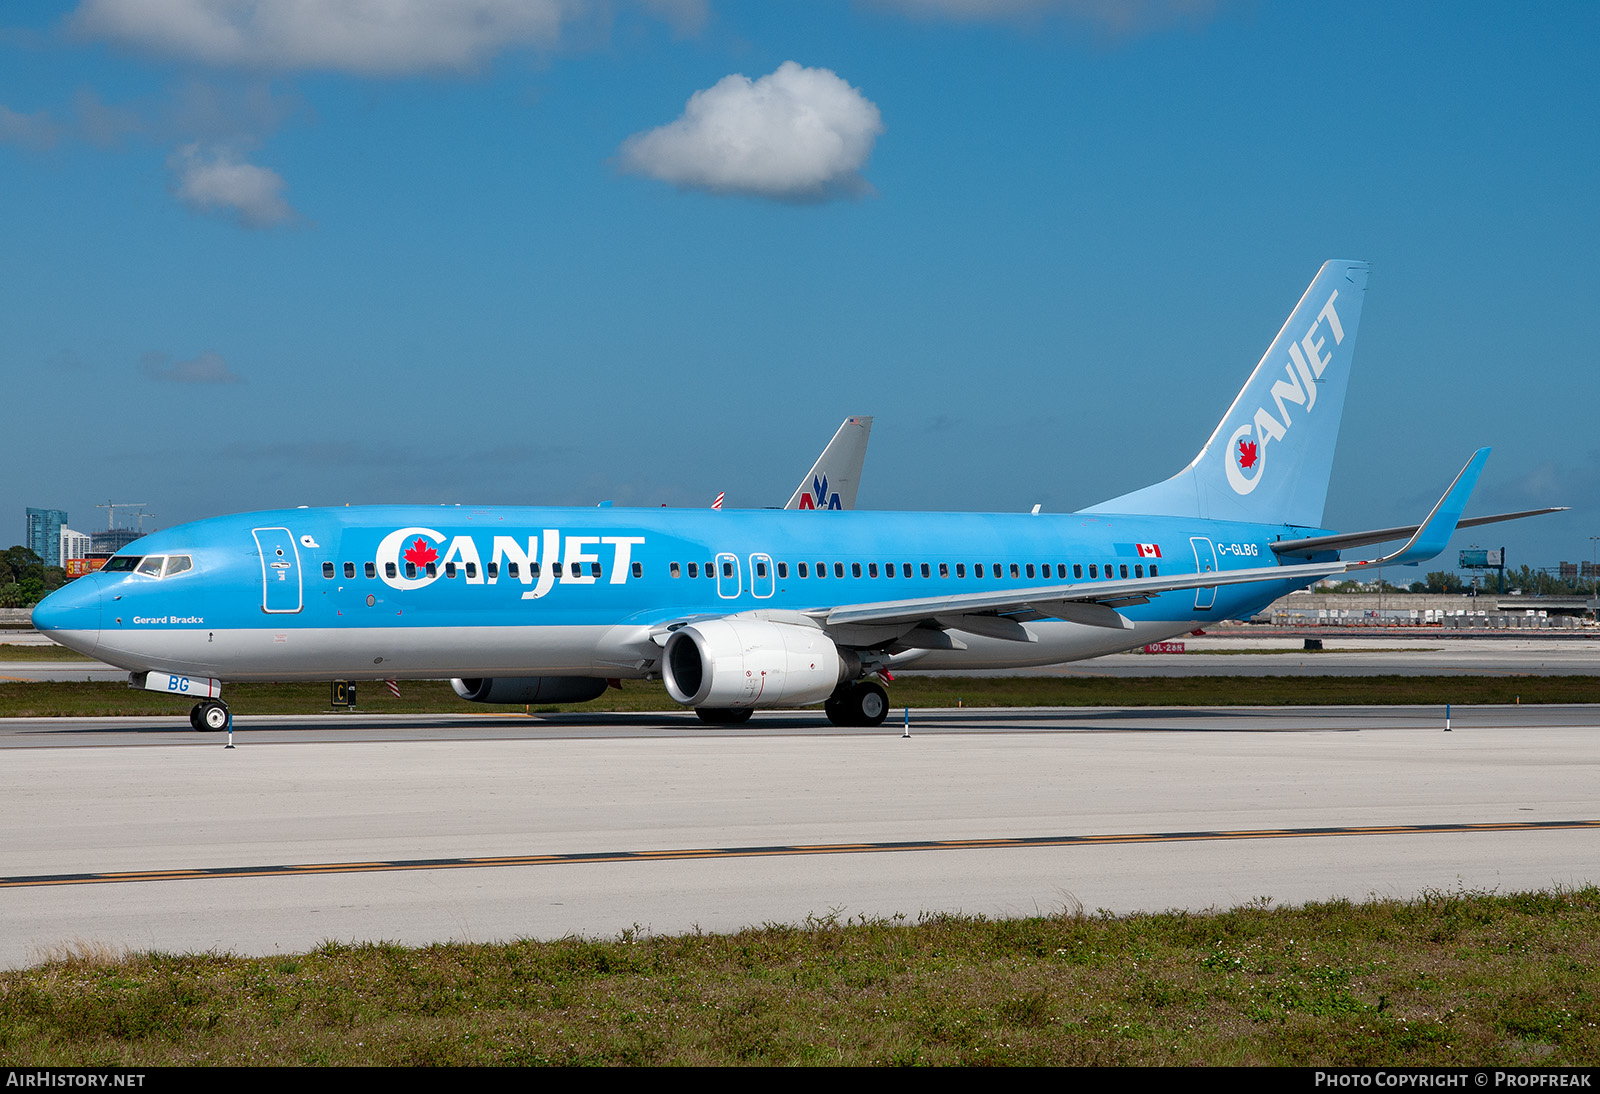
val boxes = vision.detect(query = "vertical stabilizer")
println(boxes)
[1082,260,1369,528]
[786,416,873,510]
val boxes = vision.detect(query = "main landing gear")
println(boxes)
[824,680,889,728]
[190,699,231,732]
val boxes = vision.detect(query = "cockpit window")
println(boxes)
[164,555,193,577]
[135,557,164,577]
[103,556,141,572]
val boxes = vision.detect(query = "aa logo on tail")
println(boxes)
[796,474,843,510]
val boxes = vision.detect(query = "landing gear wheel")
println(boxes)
[825,681,890,727]
[695,707,753,725]
[193,700,230,732]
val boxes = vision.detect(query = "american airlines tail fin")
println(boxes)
[1083,260,1369,529]
[786,416,873,511]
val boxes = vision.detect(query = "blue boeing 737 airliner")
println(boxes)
[33,261,1561,730]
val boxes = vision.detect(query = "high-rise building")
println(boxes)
[25,508,68,568]
[60,527,92,564]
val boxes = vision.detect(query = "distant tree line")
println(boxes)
[0,546,67,607]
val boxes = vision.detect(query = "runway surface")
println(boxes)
[2,704,1597,968]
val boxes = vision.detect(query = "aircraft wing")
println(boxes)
[816,448,1502,638]
[1270,507,1567,558]
[785,416,872,510]
[815,559,1346,633]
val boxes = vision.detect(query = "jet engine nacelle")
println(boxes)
[450,677,609,704]
[662,619,855,710]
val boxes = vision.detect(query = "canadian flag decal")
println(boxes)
[1136,543,1162,558]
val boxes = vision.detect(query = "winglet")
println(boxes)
[1349,448,1490,569]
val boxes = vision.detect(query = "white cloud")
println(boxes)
[72,0,570,75]
[871,0,1219,34]
[140,350,245,384]
[167,142,297,228]
[619,61,884,203]
[0,105,61,150]
[636,0,710,38]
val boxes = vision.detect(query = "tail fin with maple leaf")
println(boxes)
[1082,259,1370,531]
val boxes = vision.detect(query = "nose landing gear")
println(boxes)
[190,700,231,732]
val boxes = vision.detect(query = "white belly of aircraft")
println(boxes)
[79,616,1203,684]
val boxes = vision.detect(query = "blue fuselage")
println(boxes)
[33,504,1328,683]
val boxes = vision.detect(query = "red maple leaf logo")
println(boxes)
[403,537,438,567]
[1237,438,1258,470]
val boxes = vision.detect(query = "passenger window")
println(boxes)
[553,562,564,577]
[507,562,519,578]
[939,563,949,578]
[993,563,1001,576]
[835,562,845,579]
[1072,565,1081,579]
[974,564,985,578]
[757,561,768,578]
[591,562,602,578]
[688,562,699,578]
[426,562,437,578]
[1135,564,1144,578]
[1010,564,1020,578]
[817,562,827,578]
[445,562,457,578]
[1150,564,1159,577]
[386,562,397,579]
[1025,564,1035,578]
[367,562,377,578]
[777,562,788,579]
[136,556,164,577]
[903,564,912,578]
[922,564,931,578]
[487,562,499,579]
[344,562,356,579]
[722,561,734,578]
[405,562,416,578]
[323,562,335,578]
[882,563,892,578]
[632,561,643,578]
[530,562,540,577]
[165,556,192,577]
[1116,564,1125,579]
[798,562,808,578]
[852,563,862,578]
[466,562,478,579]
[1089,564,1098,579]
[671,562,681,578]
[956,564,966,578]
[868,563,877,578]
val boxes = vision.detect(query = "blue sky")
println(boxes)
[4,1,1597,572]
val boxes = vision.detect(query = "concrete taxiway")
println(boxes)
[2,705,1597,968]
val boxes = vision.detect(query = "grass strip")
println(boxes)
[0,644,93,662]
[4,887,1597,1065]
[1,676,1598,719]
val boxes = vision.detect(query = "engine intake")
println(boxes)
[662,619,853,709]
[450,677,609,705]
